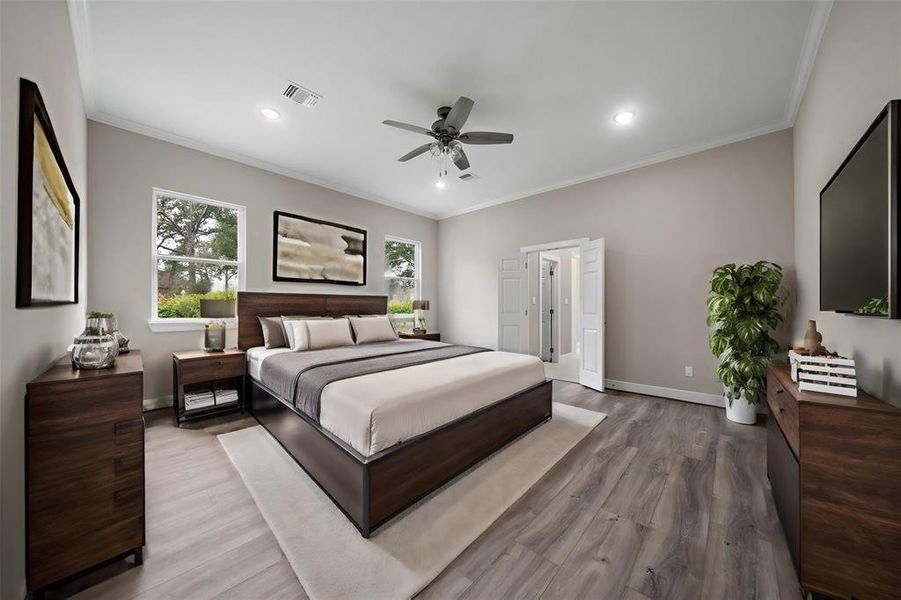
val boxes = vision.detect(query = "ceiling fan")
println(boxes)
[382,96,513,175]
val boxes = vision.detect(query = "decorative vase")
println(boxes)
[108,315,130,354]
[724,388,757,425]
[72,316,119,369]
[804,320,823,354]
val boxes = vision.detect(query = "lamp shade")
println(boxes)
[200,299,236,319]
[412,300,430,311]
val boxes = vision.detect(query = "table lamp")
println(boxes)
[412,299,429,334]
[200,299,235,352]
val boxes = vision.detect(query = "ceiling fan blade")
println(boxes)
[459,131,514,145]
[383,120,433,136]
[398,143,433,162]
[453,147,470,171]
[444,97,474,132]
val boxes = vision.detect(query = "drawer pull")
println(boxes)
[114,420,141,436]
[775,389,784,394]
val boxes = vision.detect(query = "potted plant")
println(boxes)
[706,261,784,424]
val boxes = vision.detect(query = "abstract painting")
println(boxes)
[16,79,80,307]
[273,211,366,285]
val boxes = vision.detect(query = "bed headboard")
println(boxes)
[236,291,388,350]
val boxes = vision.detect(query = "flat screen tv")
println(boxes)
[820,100,899,318]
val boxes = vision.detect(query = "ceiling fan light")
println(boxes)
[260,107,281,120]
[613,111,635,125]
[435,180,447,189]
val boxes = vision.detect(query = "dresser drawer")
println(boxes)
[767,370,799,456]
[178,353,245,385]
[28,419,143,494]
[28,373,142,434]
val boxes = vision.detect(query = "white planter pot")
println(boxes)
[724,389,757,425]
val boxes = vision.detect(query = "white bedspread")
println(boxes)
[247,346,546,456]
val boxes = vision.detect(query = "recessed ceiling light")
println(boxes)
[435,180,447,189]
[260,107,280,120]
[613,111,635,125]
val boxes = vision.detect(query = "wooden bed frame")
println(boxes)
[237,291,553,537]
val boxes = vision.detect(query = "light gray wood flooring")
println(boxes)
[55,381,801,599]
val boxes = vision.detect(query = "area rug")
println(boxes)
[218,402,605,600]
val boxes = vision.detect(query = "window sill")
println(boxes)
[147,319,237,333]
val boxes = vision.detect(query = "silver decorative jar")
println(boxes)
[108,315,130,354]
[72,315,119,369]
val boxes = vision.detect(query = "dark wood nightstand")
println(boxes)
[172,349,245,426]
[399,332,441,342]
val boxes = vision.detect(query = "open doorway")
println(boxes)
[497,237,604,391]
[534,248,580,382]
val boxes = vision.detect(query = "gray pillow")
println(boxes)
[258,316,286,349]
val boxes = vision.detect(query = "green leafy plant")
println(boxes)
[856,297,889,316]
[157,290,236,318]
[86,311,115,319]
[387,299,413,314]
[707,261,784,405]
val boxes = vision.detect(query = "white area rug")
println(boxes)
[219,402,605,600]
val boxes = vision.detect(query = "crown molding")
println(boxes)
[784,0,832,126]
[88,112,441,220]
[436,120,791,220]
[67,0,97,114]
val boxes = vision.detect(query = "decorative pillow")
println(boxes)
[258,316,287,349]
[306,318,355,350]
[281,315,330,349]
[349,316,397,344]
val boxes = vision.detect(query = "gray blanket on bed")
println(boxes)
[259,340,489,421]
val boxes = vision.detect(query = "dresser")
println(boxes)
[26,351,145,595]
[766,364,901,599]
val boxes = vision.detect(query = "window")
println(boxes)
[385,236,420,333]
[151,189,245,328]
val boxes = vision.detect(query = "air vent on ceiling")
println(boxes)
[283,81,322,108]
[459,173,478,181]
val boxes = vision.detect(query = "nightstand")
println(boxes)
[172,348,245,426]
[399,332,441,342]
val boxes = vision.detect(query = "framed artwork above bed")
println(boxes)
[16,78,81,307]
[273,211,366,285]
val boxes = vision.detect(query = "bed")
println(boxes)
[238,291,552,537]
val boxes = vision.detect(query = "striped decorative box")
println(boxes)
[788,350,857,397]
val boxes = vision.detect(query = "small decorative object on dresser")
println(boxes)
[200,299,235,352]
[802,319,823,354]
[71,312,119,369]
[788,349,857,397]
[399,331,441,342]
[26,351,145,597]
[172,348,245,425]
[412,299,430,333]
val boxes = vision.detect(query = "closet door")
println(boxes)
[579,239,605,391]
[498,255,528,353]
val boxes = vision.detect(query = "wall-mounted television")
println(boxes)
[820,100,899,318]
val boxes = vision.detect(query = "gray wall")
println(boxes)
[792,1,901,405]
[0,2,87,597]
[438,130,795,396]
[87,121,439,401]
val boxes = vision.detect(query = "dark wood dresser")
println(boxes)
[766,364,901,599]
[26,351,145,595]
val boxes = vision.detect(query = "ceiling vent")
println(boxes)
[283,81,322,108]
[459,173,478,181]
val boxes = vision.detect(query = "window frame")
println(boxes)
[384,235,422,323]
[149,188,246,332]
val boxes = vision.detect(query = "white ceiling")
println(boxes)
[69,1,830,219]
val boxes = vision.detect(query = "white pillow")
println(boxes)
[282,315,330,349]
[350,316,397,344]
[306,318,355,350]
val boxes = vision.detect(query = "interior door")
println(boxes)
[579,239,605,391]
[498,255,528,353]
[540,259,553,361]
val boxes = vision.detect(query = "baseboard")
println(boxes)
[143,395,172,412]
[604,379,725,408]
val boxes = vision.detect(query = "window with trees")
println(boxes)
[384,236,420,332]
[152,189,244,321]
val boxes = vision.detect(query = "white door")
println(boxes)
[579,239,605,391]
[498,255,528,353]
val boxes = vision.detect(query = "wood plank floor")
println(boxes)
[54,381,802,599]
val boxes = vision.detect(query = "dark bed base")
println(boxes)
[247,378,553,538]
